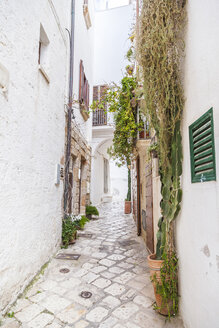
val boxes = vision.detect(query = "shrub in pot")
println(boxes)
[62,216,77,248]
[62,214,89,248]
[124,168,132,214]
[86,205,99,220]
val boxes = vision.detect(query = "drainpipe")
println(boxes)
[64,0,75,213]
[136,0,140,139]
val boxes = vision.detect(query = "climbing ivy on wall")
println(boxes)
[91,74,141,167]
[137,0,186,315]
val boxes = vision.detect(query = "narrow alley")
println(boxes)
[2,203,184,328]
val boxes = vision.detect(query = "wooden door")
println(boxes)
[145,162,154,253]
[68,172,73,213]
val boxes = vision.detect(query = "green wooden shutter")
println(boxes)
[189,108,216,183]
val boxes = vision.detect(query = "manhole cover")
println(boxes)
[80,291,92,299]
[59,268,70,273]
[55,253,81,260]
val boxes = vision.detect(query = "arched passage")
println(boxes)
[90,137,128,205]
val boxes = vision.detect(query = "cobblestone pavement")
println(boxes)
[2,202,184,328]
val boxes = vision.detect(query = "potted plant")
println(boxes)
[62,214,90,248]
[124,168,132,214]
[62,216,77,248]
[69,228,77,245]
[86,205,99,220]
[137,0,186,317]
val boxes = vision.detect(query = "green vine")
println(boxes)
[137,0,186,316]
[91,60,142,199]
[126,168,131,201]
[104,75,141,167]
[152,252,179,317]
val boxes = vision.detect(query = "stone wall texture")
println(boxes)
[68,122,91,215]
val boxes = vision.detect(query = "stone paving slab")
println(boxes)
[1,201,184,328]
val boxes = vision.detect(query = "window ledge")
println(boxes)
[83,4,92,29]
[39,64,50,84]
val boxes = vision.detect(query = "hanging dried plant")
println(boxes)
[137,0,187,316]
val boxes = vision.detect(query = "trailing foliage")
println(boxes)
[126,169,131,201]
[138,0,186,255]
[86,205,99,216]
[91,75,141,167]
[62,215,89,248]
[106,76,141,167]
[62,216,77,248]
[137,0,186,316]
[91,64,142,201]
[152,252,179,317]
[73,215,89,230]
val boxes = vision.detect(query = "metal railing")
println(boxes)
[92,109,107,126]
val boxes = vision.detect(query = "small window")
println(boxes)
[189,108,216,183]
[38,24,50,83]
[83,0,91,29]
[79,60,90,120]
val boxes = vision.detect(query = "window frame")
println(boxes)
[189,108,217,183]
[79,60,90,119]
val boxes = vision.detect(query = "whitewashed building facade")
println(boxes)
[0,0,132,314]
[176,1,219,327]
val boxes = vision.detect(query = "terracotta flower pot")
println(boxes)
[148,254,173,316]
[124,200,131,214]
[69,230,77,244]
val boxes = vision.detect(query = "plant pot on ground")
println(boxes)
[124,200,132,214]
[147,218,179,317]
[148,253,175,316]
[86,205,99,220]
[69,230,77,244]
[124,168,132,214]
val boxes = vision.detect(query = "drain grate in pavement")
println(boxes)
[59,268,70,273]
[77,233,93,238]
[55,253,81,260]
[118,239,138,247]
[80,291,92,299]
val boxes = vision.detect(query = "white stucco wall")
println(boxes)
[177,2,219,327]
[0,0,69,313]
[91,138,112,205]
[110,161,128,201]
[72,0,95,143]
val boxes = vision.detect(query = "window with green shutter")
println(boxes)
[189,108,216,183]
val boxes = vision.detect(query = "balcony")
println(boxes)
[138,129,151,140]
[92,109,107,126]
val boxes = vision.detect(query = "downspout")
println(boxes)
[64,0,75,213]
[136,0,140,139]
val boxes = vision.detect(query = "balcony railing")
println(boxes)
[92,109,107,126]
[138,129,151,140]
